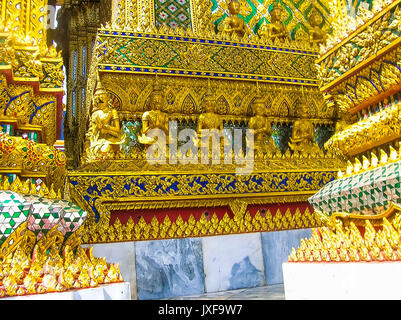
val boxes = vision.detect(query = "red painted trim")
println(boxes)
[109,202,314,226]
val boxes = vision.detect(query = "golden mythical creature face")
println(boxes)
[94,92,109,110]
[228,0,241,15]
[299,104,310,119]
[203,97,216,113]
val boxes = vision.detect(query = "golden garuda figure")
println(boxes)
[138,75,169,145]
[85,76,126,161]
[266,3,289,41]
[288,104,320,154]
[221,0,250,39]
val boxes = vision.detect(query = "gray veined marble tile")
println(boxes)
[261,229,312,285]
[202,233,265,293]
[135,238,205,300]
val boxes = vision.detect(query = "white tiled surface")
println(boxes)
[283,262,401,299]
[2,282,131,300]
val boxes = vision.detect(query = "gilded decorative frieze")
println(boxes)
[106,195,312,211]
[96,30,319,85]
[98,73,330,117]
[67,169,337,230]
[318,0,401,89]
[81,206,321,244]
[78,157,344,173]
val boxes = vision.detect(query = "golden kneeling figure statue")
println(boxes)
[288,106,320,155]
[309,9,326,45]
[221,0,250,39]
[198,94,223,134]
[197,88,224,161]
[138,77,169,161]
[248,95,276,157]
[138,78,169,145]
[267,4,289,41]
[85,79,126,161]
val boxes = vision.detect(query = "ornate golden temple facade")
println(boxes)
[54,0,348,243]
[1,0,401,300]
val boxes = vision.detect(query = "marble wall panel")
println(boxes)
[202,233,265,293]
[261,228,312,285]
[135,238,205,300]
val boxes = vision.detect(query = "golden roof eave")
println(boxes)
[317,0,401,65]
[320,37,401,93]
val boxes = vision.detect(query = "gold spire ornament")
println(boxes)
[362,155,370,170]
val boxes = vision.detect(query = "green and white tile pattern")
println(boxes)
[309,160,401,216]
[0,191,87,245]
[0,191,31,244]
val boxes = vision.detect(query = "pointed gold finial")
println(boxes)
[353,158,361,173]
[21,179,31,194]
[389,146,398,161]
[337,170,344,178]
[371,152,378,167]
[10,176,22,193]
[39,182,49,197]
[3,176,11,191]
[48,184,57,199]
[380,149,388,165]
[346,160,353,176]
[29,180,37,194]
[362,155,370,170]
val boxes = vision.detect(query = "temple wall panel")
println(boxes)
[83,228,310,299]
[261,228,312,284]
[202,233,265,293]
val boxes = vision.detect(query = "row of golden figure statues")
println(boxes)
[85,76,321,163]
[220,1,326,44]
